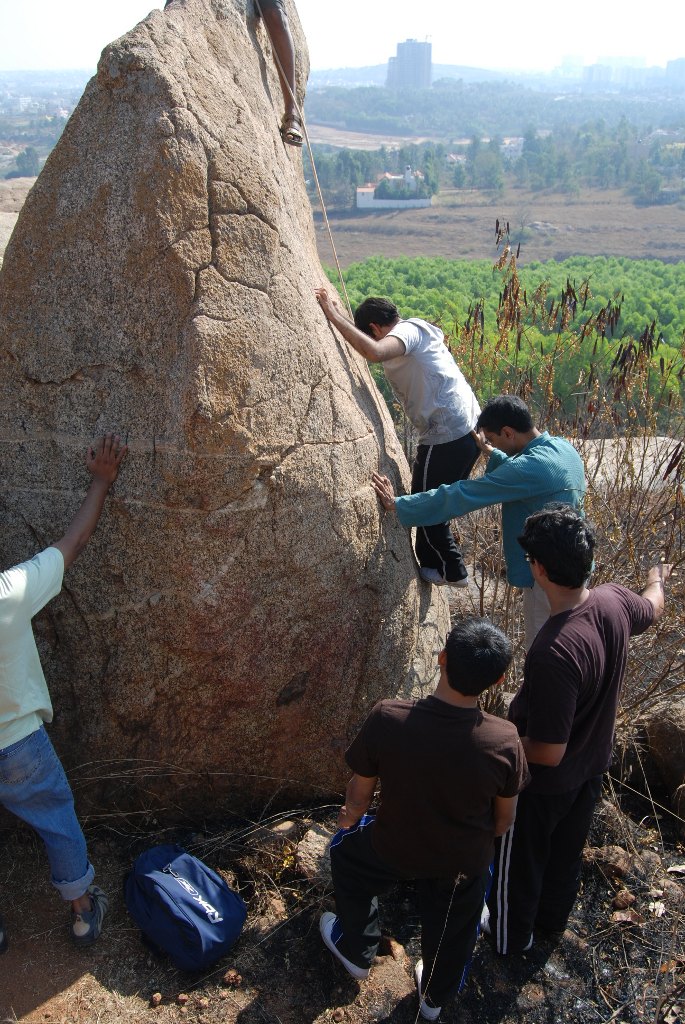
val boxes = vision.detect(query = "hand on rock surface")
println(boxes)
[87,433,128,487]
[371,473,397,513]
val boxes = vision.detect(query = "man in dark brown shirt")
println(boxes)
[319,618,529,1021]
[487,504,671,955]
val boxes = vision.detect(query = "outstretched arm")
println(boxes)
[640,563,672,621]
[315,288,405,363]
[53,434,128,569]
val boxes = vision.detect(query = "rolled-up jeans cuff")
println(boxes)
[53,860,95,902]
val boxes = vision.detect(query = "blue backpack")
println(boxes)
[124,844,247,971]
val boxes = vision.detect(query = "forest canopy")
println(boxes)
[325,254,685,430]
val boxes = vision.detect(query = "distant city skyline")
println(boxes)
[0,0,682,74]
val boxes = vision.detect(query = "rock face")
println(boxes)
[0,0,447,816]
[644,699,685,838]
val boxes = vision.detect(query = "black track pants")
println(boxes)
[411,433,480,581]
[330,817,489,1008]
[488,775,603,953]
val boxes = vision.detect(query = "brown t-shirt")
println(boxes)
[509,584,654,794]
[345,695,529,879]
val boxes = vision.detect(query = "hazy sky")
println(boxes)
[0,0,682,73]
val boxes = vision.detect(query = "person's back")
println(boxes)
[511,581,654,794]
[358,696,524,879]
[487,432,586,586]
[321,618,528,1020]
[0,549,63,746]
[380,317,480,446]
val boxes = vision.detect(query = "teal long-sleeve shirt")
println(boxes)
[395,432,586,587]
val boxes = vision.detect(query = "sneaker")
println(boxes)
[419,567,469,587]
[319,912,369,980]
[0,914,8,954]
[414,960,441,1021]
[419,567,446,585]
[71,885,109,946]
[480,904,491,935]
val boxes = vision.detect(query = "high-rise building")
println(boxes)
[386,39,432,91]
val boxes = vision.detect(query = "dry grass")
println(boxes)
[314,186,685,267]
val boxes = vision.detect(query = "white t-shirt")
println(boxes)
[0,546,64,749]
[383,318,481,445]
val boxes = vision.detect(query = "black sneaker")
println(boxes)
[0,914,8,954]
[71,885,109,946]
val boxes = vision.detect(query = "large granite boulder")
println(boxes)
[644,699,685,839]
[0,0,447,816]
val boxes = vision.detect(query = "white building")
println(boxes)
[356,166,432,209]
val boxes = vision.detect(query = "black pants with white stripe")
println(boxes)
[487,775,603,953]
[411,433,480,582]
[330,817,489,1008]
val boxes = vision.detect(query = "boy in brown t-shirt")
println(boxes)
[319,618,529,1021]
[487,505,671,955]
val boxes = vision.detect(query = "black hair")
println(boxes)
[353,297,400,337]
[476,395,533,434]
[444,617,512,696]
[518,503,595,588]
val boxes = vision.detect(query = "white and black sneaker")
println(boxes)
[414,960,441,1020]
[419,567,469,588]
[319,912,370,980]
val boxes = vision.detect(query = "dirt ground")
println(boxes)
[2,767,685,1024]
[313,187,685,269]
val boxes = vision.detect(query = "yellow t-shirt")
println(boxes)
[0,547,64,749]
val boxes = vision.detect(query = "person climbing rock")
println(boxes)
[164,0,303,147]
[254,0,303,147]
[316,288,481,587]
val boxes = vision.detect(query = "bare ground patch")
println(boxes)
[314,188,685,268]
[2,781,685,1024]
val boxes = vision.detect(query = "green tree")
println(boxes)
[8,145,40,178]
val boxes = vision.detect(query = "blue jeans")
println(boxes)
[0,726,94,901]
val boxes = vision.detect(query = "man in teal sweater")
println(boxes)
[372,395,586,646]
